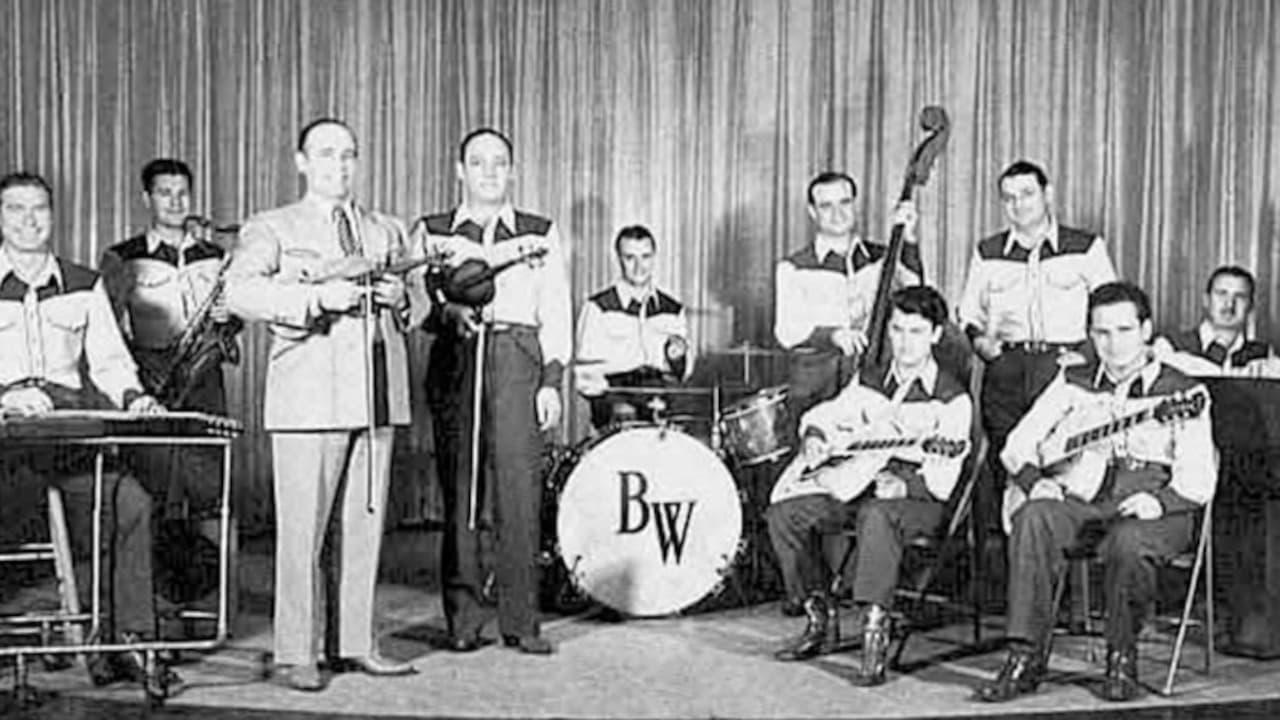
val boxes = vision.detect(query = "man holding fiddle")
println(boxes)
[975,282,1215,703]
[767,286,969,686]
[101,158,240,518]
[226,118,416,690]
[413,127,571,656]
[0,171,168,685]
[575,224,693,431]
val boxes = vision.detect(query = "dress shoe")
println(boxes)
[337,654,418,676]
[272,663,326,692]
[503,634,554,655]
[1101,647,1143,702]
[848,612,892,687]
[774,594,834,661]
[974,647,1044,703]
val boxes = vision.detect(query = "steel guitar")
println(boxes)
[0,409,240,706]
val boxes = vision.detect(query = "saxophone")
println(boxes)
[144,254,242,407]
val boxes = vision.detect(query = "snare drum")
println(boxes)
[719,385,791,465]
[554,425,742,616]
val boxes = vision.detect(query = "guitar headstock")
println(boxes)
[1154,389,1208,424]
[922,436,968,459]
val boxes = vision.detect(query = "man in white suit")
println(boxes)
[226,118,416,691]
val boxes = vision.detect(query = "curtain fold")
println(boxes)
[2,0,1277,530]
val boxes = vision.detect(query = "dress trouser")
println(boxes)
[849,498,944,608]
[766,495,943,606]
[0,453,155,639]
[1005,497,1194,652]
[270,428,393,666]
[430,327,545,642]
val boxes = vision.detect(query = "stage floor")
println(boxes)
[5,538,1280,720]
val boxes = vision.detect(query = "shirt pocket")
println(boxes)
[41,299,89,369]
[1045,263,1087,292]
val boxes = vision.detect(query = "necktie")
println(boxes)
[333,205,361,257]
[1204,341,1229,366]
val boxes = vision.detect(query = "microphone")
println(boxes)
[183,215,241,235]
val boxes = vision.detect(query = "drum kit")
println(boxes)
[541,343,797,618]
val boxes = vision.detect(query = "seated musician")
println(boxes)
[1153,265,1280,377]
[976,281,1216,703]
[101,158,240,518]
[574,224,693,430]
[0,172,168,685]
[766,285,970,687]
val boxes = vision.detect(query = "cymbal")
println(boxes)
[607,386,715,396]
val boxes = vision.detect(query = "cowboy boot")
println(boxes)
[1101,646,1143,702]
[974,644,1045,702]
[848,605,892,687]
[774,593,831,661]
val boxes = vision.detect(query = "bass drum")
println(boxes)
[554,425,742,617]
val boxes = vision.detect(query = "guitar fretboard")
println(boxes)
[831,437,918,458]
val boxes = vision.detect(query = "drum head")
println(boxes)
[556,426,742,617]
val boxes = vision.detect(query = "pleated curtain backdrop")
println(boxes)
[2,0,1278,531]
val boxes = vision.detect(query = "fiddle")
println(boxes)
[427,244,550,308]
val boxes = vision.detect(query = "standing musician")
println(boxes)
[772,170,920,614]
[575,224,693,431]
[767,286,970,686]
[413,127,572,656]
[957,160,1117,532]
[0,171,167,685]
[100,158,240,516]
[976,282,1215,703]
[225,118,416,691]
[1153,265,1280,377]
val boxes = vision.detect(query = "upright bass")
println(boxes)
[861,106,952,371]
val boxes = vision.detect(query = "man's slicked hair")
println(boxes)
[806,171,857,206]
[141,158,193,193]
[1205,265,1256,302]
[614,224,656,255]
[0,171,53,205]
[1088,281,1153,324]
[997,160,1049,190]
[297,117,356,153]
[459,127,514,163]
[890,285,948,328]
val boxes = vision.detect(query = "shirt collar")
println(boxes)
[886,357,939,397]
[814,233,862,262]
[144,227,190,256]
[1004,218,1059,255]
[1198,320,1246,356]
[1093,354,1161,396]
[0,248,61,292]
[453,203,516,236]
[615,281,654,307]
[303,193,357,221]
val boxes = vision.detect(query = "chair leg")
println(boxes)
[1204,516,1214,675]
[1164,517,1210,696]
